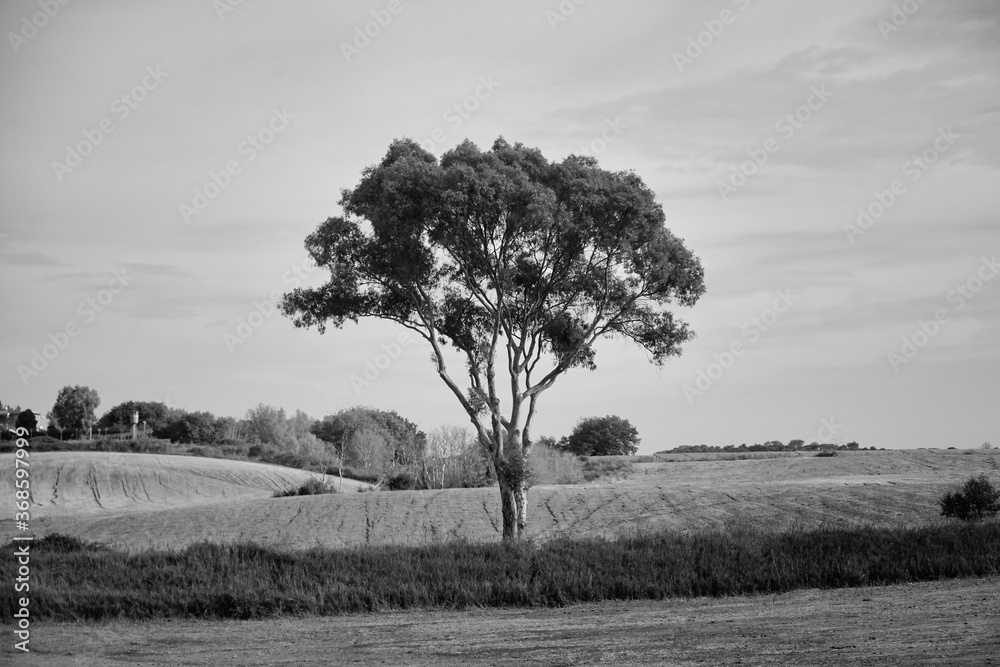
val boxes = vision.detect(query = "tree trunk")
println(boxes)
[514,484,527,536]
[498,474,519,540]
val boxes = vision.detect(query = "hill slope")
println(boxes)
[1,451,370,517]
[2,449,997,551]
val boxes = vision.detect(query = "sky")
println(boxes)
[1,0,998,452]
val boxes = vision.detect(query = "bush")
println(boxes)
[325,465,381,485]
[273,478,336,497]
[940,474,1000,522]
[386,472,416,491]
[35,533,102,552]
[815,451,838,457]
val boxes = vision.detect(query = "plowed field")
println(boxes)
[3,449,997,552]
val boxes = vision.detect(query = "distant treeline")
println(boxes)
[660,440,879,454]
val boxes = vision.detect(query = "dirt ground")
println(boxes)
[12,577,998,666]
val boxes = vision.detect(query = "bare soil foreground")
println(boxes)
[2,449,998,550]
[14,577,998,666]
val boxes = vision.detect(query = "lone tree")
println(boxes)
[281,138,705,539]
[560,415,641,456]
[47,385,100,440]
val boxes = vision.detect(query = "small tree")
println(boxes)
[14,409,37,438]
[560,415,641,456]
[939,474,1000,522]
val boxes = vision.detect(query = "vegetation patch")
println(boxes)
[6,522,998,622]
[582,457,635,482]
[273,478,337,498]
[940,474,1000,522]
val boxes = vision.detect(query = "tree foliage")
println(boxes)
[560,415,641,456]
[281,137,704,538]
[15,409,37,437]
[940,474,1000,522]
[47,386,100,439]
[98,401,172,434]
[311,406,426,479]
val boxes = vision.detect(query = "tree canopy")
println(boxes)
[281,137,704,538]
[98,400,172,433]
[47,385,100,439]
[560,415,641,456]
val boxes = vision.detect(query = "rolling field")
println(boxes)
[2,448,997,551]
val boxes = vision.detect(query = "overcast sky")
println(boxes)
[2,1,998,451]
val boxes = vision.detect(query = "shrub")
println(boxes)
[386,472,417,491]
[273,478,336,497]
[35,533,101,552]
[815,451,838,457]
[940,474,1000,522]
[325,465,381,485]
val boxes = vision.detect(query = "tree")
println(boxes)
[312,406,426,484]
[560,415,641,456]
[158,410,226,445]
[939,474,1000,521]
[281,138,705,539]
[245,404,297,449]
[47,386,100,439]
[14,409,37,438]
[422,425,491,489]
[98,401,171,434]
